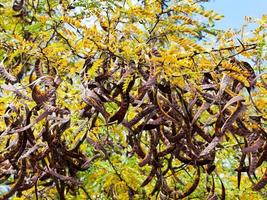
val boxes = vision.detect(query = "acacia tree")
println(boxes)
[0,0,266,199]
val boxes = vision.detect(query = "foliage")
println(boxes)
[0,0,266,199]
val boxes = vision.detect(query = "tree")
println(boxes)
[0,0,266,199]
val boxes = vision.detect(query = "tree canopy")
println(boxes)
[0,0,266,199]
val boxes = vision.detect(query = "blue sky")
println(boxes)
[202,0,267,30]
